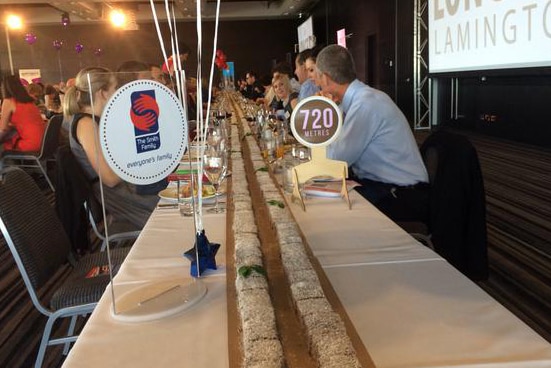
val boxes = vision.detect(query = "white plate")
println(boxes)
[158,185,217,202]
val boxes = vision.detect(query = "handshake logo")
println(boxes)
[130,90,161,154]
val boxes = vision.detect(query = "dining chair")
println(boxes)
[55,145,140,254]
[0,114,63,192]
[85,198,141,252]
[399,130,488,281]
[0,167,129,368]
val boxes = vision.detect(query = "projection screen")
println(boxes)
[428,0,551,73]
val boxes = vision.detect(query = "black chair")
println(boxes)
[400,130,488,281]
[0,114,63,192]
[85,199,140,252]
[0,168,129,367]
[55,145,139,254]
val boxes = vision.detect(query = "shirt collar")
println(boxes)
[340,79,361,114]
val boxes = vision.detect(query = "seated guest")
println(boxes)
[256,74,274,107]
[242,71,264,101]
[295,48,320,101]
[0,75,46,151]
[149,63,166,85]
[305,45,324,88]
[43,84,62,118]
[116,60,152,87]
[237,76,247,95]
[272,61,301,93]
[116,60,168,195]
[270,74,298,121]
[26,82,48,117]
[64,67,158,230]
[316,45,429,222]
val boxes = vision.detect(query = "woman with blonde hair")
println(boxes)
[270,74,298,121]
[64,66,158,229]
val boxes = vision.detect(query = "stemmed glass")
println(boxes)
[202,144,228,214]
[206,122,226,150]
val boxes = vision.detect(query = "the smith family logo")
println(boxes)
[130,90,161,153]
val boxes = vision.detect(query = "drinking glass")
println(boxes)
[203,145,228,214]
[206,122,226,149]
[177,179,194,217]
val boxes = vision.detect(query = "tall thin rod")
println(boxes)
[5,25,14,75]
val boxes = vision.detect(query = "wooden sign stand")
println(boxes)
[291,146,350,211]
[288,95,349,211]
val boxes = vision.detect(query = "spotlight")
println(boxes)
[6,14,23,30]
[110,9,126,28]
[61,12,70,26]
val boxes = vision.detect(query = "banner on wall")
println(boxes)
[19,69,41,84]
[222,61,235,86]
[337,29,347,48]
[298,16,316,52]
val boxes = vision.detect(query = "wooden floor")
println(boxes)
[1,129,551,367]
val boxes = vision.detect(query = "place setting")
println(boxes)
[157,121,230,216]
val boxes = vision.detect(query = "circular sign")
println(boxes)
[290,96,343,147]
[100,80,188,185]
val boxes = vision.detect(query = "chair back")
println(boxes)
[38,114,63,160]
[0,168,72,291]
[420,130,488,281]
[55,145,95,254]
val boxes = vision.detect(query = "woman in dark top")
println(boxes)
[270,74,298,121]
[64,66,158,229]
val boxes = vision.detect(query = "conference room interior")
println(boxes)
[0,0,550,366]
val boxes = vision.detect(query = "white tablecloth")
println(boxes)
[63,179,551,368]
[288,191,441,266]
[325,260,551,368]
[287,190,551,367]
[62,209,228,368]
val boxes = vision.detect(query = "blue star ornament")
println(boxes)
[184,230,220,277]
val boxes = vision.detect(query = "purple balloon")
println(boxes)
[53,40,63,51]
[75,42,84,54]
[94,48,103,57]
[25,33,37,45]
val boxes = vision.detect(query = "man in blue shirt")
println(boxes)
[316,45,429,221]
[295,48,320,101]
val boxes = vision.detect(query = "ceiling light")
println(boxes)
[6,14,23,30]
[110,9,126,28]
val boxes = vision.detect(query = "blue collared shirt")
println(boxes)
[327,79,428,186]
[298,79,320,101]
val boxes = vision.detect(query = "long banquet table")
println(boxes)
[62,124,551,368]
[62,210,230,367]
[287,193,551,367]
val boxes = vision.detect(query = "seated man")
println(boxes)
[316,44,429,222]
[242,71,264,101]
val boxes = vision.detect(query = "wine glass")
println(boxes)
[206,122,226,149]
[203,145,228,214]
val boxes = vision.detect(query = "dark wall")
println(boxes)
[309,0,415,119]
[0,19,298,85]
[440,74,551,147]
